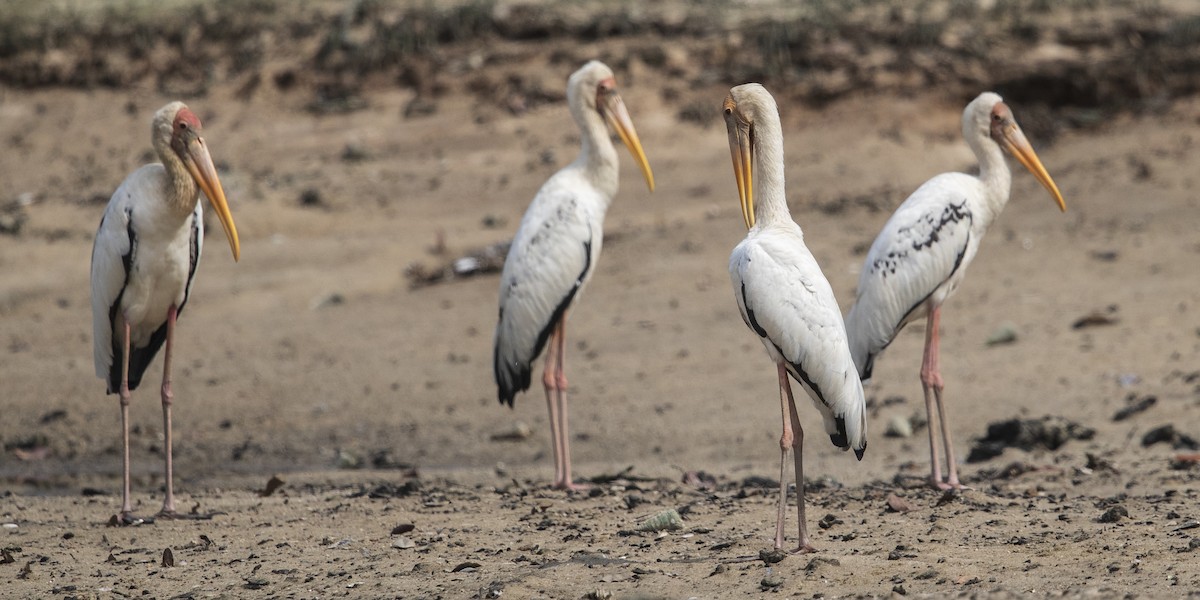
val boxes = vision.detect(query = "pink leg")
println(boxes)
[921,305,962,490]
[159,306,178,516]
[542,318,585,490]
[118,319,136,522]
[773,364,815,553]
[553,319,575,490]
[542,322,565,488]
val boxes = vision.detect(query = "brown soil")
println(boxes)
[1,1,1199,597]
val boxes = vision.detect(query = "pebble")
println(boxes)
[760,573,784,589]
[1098,506,1129,523]
[637,509,683,532]
[985,323,1018,346]
[885,415,913,438]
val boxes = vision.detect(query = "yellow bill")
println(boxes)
[600,89,655,192]
[181,134,241,261]
[995,115,1066,213]
[724,96,754,229]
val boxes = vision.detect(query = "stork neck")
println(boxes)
[970,135,1013,222]
[752,116,790,227]
[574,106,621,201]
[153,136,201,216]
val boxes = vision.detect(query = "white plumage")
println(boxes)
[731,232,867,452]
[90,101,240,523]
[92,167,204,390]
[723,83,865,553]
[493,61,654,490]
[845,92,1066,490]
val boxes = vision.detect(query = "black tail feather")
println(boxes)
[106,322,168,394]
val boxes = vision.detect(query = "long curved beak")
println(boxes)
[181,135,241,261]
[998,123,1066,213]
[724,100,754,229]
[600,92,655,192]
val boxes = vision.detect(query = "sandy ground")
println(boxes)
[2,6,1200,597]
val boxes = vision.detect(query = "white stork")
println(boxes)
[91,101,240,524]
[845,92,1066,490]
[723,83,866,553]
[493,61,654,491]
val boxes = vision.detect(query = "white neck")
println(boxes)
[752,111,791,228]
[571,100,620,201]
[964,126,1013,226]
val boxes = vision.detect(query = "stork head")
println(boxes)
[723,83,779,230]
[567,60,655,192]
[965,92,1066,213]
[154,102,241,261]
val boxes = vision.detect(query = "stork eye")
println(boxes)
[724,107,733,115]
[991,113,1002,122]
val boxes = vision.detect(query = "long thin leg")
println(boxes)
[773,363,794,550]
[926,306,963,489]
[542,321,565,488]
[552,318,580,490]
[784,374,815,554]
[118,320,135,521]
[921,304,961,490]
[159,305,178,516]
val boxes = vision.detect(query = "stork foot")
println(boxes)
[157,507,223,521]
[929,477,968,492]
[551,479,591,493]
[792,543,817,555]
[109,512,155,527]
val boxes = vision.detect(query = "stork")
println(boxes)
[845,92,1066,490]
[724,83,866,552]
[493,61,654,490]
[91,101,240,524]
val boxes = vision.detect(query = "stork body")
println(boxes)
[845,92,1066,490]
[493,61,654,490]
[723,84,866,552]
[91,101,240,524]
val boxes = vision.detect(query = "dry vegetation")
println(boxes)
[2,1,1200,597]
[3,0,1199,114]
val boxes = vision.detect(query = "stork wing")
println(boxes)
[493,182,599,406]
[90,199,135,392]
[731,230,866,456]
[846,174,976,380]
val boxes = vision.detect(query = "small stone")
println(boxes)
[886,494,917,513]
[760,573,784,589]
[244,577,269,590]
[490,422,533,442]
[885,415,913,438]
[1098,506,1128,523]
[298,188,323,208]
[637,509,683,532]
[759,548,787,565]
[392,536,416,549]
[985,323,1018,346]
